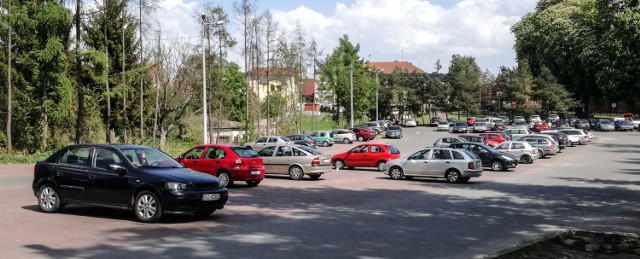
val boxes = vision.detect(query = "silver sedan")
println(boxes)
[383,148,483,183]
[256,145,332,180]
[494,141,538,164]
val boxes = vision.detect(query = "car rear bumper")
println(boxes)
[304,164,333,174]
[462,170,483,178]
[231,168,266,181]
[163,189,229,212]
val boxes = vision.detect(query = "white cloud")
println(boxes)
[269,0,537,74]
[150,0,537,74]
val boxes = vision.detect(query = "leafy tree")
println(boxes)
[319,34,376,127]
[447,55,482,117]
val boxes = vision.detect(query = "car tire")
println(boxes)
[343,138,350,144]
[538,149,545,158]
[289,166,304,180]
[357,136,364,141]
[389,166,404,180]
[38,184,64,213]
[567,140,573,147]
[377,161,387,172]
[194,210,216,217]
[217,171,233,187]
[491,161,504,171]
[578,140,583,145]
[309,174,321,180]
[134,190,163,223]
[322,141,329,147]
[446,169,462,183]
[520,155,533,164]
[246,180,260,187]
[245,146,253,150]
[334,160,345,171]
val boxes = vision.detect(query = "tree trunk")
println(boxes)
[159,128,167,151]
[105,15,111,143]
[75,0,85,144]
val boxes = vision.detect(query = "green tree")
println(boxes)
[319,34,376,127]
[447,55,482,118]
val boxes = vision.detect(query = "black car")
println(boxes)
[430,116,441,126]
[539,131,568,150]
[450,122,468,133]
[449,142,519,171]
[32,144,229,223]
[287,134,317,148]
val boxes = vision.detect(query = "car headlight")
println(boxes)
[502,156,514,161]
[166,182,189,190]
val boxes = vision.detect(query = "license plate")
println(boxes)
[251,170,261,175]
[202,193,220,201]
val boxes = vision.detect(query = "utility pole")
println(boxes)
[75,0,85,144]
[122,7,128,144]
[201,14,208,144]
[217,20,223,144]
[6,0,12,152]
[349,61,354,128]
[139,0,144,140]
[104,7,111,143]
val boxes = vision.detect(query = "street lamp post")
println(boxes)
[201,15,208,144]
[350,61,354,128]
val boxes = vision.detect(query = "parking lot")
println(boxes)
[1,127,640,258]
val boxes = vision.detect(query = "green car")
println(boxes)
[310,131,334,147]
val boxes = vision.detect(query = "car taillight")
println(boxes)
[531,149,536,154]
[550,146,554,150]
[468,162,474,170]
[312,157,320,165]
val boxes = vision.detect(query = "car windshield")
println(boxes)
[622,121,632,125]
[118,147,183,168]
[280,137,292,142]
[297,145,322,155]
[231,147,259,158]
[439,121,448,125]
[388,145,400,154]
[388,126,401,130]
[601,120,612,124]
[455,122,466,126]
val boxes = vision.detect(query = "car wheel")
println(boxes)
[309,174,321,180]
[357,136,364,141]
[343,138,350,144]
[377,161,387,172]
[520,155,533,164]
[289,166,304,180]
[389,166,404,180]
[334,160,345,171]
[538,149,545,158]
[491,161,504,171]
[322,141,329,147]
[245,146,253,150]
[567,140,573,147]
[194,210,216,217]
[246,180,261,187]
[134,190,163,223]
[578,140,583,145]
[217,171,233,187]
[446,169,462,183]
[38,184,64,213]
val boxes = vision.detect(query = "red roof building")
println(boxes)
[364,61,427,74]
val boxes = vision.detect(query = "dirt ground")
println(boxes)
[495,231,640,258]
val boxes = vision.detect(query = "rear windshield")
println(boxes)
[231,147,259,158]
[388,145,400,154]
[388,126,401,130]
[461,150,479,159]
[280,136,292,142]
[297,145,322,155]
[455,122,466,126]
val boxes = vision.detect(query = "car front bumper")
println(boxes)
[163,188,229,212]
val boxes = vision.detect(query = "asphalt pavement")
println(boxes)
[1,127,639,258]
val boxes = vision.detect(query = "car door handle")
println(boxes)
[88,174,96,179]
[215,161,220,164]
[422,161,428,164]
[445,161,450,164]
[193,161,197,164]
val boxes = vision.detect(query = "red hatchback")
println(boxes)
[467,116,477,126]
[481,133,508,147]
[331,143,400,171]
[176,145,265,187]
[533,121,550,132]
[350,127,375,141]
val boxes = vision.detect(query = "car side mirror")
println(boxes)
[109,164,127,174]
[178,154,184,159]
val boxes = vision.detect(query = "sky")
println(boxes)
[146,0,538,75]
